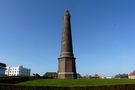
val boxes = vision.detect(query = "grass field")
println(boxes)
[17,79,135,86]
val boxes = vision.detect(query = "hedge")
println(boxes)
[1,84,135,90]
[0,76,38,84]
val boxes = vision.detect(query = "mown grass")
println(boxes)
[17,79,135,86]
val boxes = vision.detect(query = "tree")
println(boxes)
[32,73,40,78]
[114,73,128,79]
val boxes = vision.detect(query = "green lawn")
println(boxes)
[17,79,135,86]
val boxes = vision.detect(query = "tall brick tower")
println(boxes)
[58,10,77,79]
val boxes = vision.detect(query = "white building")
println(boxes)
[5,65,31,76]
[0,63,6,76]
[128,71,135,79]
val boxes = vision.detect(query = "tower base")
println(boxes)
[58,57,77,79]
[58,72,77,79]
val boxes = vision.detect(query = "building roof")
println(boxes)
[45,72,57,75]
[129,71,135,76]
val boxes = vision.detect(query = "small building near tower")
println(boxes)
[128,71,135,79]
[44,72,58,78]
[5,65,31,76]
[0,63,6,76]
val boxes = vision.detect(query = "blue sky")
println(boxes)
[0,0,135,76]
